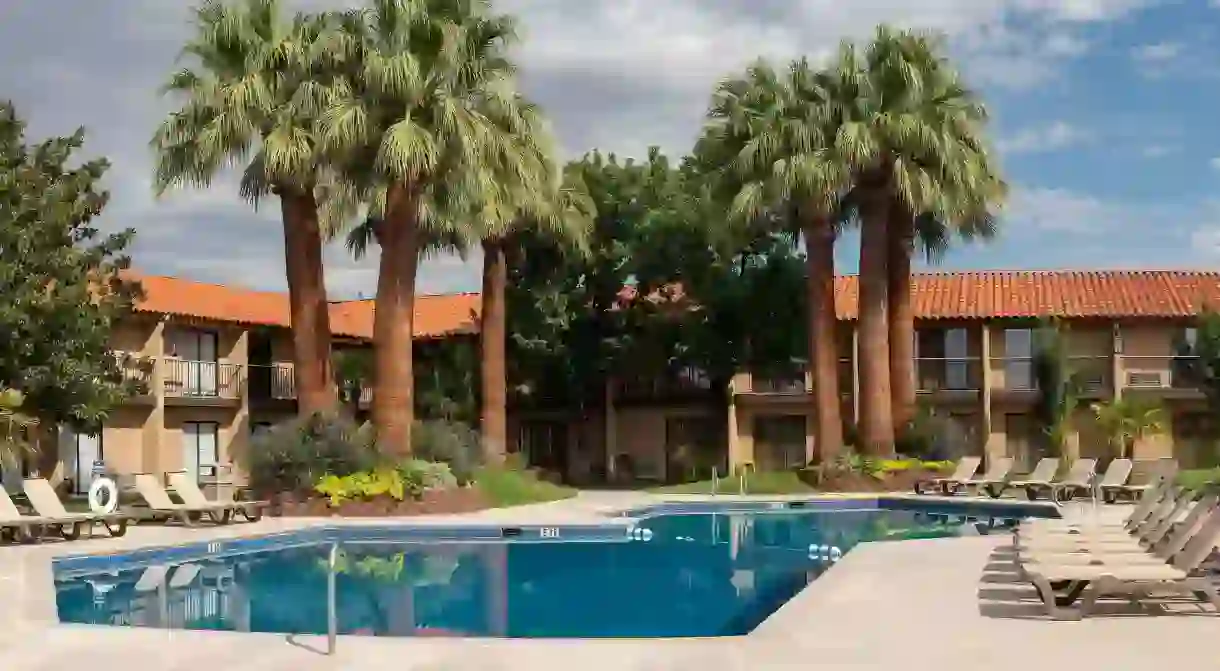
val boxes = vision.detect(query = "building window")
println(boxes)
[182,421,220,482]
[1004,329,1033,390]
[945,328,969,390]
[517,421,567,474]
[753,415,807,471]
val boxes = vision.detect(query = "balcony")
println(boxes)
[248,363,296,405]
[1120,355,1203,398]
[915,357,982,395]
[163,359,244,406]
[615,367,713,403]
[750,371,807,395]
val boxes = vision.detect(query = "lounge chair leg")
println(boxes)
[104,518,129,538]
[1030,574,1085,620]
[59,522,82,541]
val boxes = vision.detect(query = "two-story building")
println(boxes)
[24,274,479,494]
[513,270,1220,483]
[14,269,1220,493]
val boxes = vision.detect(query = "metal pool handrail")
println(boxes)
[327,541,338,655]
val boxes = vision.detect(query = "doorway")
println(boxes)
[182,421,219,483]
[248,330,274,400]
[68,430,102,495]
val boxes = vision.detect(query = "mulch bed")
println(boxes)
[270,487,491,517]
[814,467,946,493]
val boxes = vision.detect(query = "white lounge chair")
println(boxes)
[0,486,81,543]
[1101,458,1177,504]
[1004,458,1060,500]
[914,456,981,495]
[963,458,1014,499]
[133,474,232,526]
[1017,491,1217,563]
[1047,458,1097,502]
[23,478,132,539]
[167,473,267,523]
[1023,503,1220,619]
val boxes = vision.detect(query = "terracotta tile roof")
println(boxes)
[125,270,1220,340]
[128,274,479,339]
[833,270,1220,320]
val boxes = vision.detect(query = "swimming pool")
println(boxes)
[52,499,1053,638]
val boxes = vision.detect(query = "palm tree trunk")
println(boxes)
[280,190,337,416]
[803,216,843,462]
[857,193,895,455]
[371,187,421,457]
[887,203,916,435]
[480,237,508,464]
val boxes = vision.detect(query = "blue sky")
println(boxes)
[0,0,1217,297]
[889,0,1220,273]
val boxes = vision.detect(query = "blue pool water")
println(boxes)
[54,506,1033,638]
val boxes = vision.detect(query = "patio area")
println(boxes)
[1,493,1215,670]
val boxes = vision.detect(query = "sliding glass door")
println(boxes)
[181,422,219,483]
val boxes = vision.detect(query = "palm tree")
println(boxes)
[1092,397,1166,460]
[886,59,1005,434]
[479,165,593,462]
[315,0,553,455]
[152,0,338,415]
[698,58,853,462]
[838,26,1005,455]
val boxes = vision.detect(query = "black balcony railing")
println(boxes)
[915,357,982,392]
[248,363,296,400]
[163,359,244,399]
[750,372,806,394]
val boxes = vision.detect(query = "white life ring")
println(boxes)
[88,477,119,514]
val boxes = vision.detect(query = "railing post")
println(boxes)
[327,541,338,655]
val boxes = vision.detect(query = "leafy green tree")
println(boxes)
[153,0,341,415]
[0,102,141,478]
[317,0,553,455]
[1189,309,1220,411]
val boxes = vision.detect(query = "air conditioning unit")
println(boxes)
[1125,371,1165,388]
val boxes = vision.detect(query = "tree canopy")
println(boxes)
[0,102,142,437]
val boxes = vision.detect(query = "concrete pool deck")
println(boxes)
[2,492,1214,670]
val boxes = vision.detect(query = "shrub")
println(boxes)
[398,459,458,491]
[233,413,381,496]
[314,467,407,507]
[411,420,484,484]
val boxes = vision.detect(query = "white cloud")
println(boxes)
[0,0,1163,295]
[1190,226,1220,255]
[1133,41,1183,63]
[1141,144,1176,158]
[998,121,1091,154]
[1007,187,1117,232]
[1210,157,1220,171]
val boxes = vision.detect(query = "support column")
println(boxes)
[726,376,743,473]
[143,318,167,477]
[979,322,998,463]
[851,328,861,426]
[603,379,617,480]
[1111,322,1124,401]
